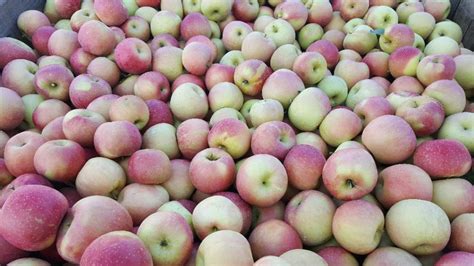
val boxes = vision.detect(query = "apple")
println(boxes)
[317,247,358,266]
[342,18,365,34]
[322,148,378,200]
[307,0,333,27]
[298,23,324,50]
[0,37,37,69]
[0,87,24,131]
[17,10,50,37]
[48,29,80,60]
[94,121,142,159]
[3,132,46,177]
[0,130,9,157]
[274,0,308,30]
[416,54,456,86]
[406,11,436,39]
[317,75,348,106]
[133,71,170,102]
[448,213,474,252]
[122,16,151,41]
[142,123,179,159]
[362,115,417,164]
[80,231,153,266]
[75,157,127,198]
[366,5,398,29]
[295,132,329,158]
[150,11,181,38]
[109,95,149,129]
[423,0,451,22]
[254,15,276,33]
[33,100,70,132]
[70,7,98,30]
[205,64,235,90]
[190,148,235,194]
[288,87,330,131]
[162,159,195,200]
[208,118,251,159]
[201,0,233,22]
[237,154,288,207]
[172,74,204,92]
[346,79,387,109]
[334,60,370,88]
[321,29,345,51]
[396,95,445,136]
[149,33,179,53]
[69,74,112,109]
[196,230,253,266]
[396,1,424,23]
[249,99,284,128]
[251,121,296,160]
[62,109,106,147]
[0,234,29,265]
[56,196,133,263]
[363,247,422,266]
[264,19,296,47]
[343,27,379,56]
[87,57,121,87]
[170,83,208,121]
[292,52,327,85]
[333,200,384,255]
[128,149,171,185]
[69,48,96,75]
[115,38,152,75]
[0,185,68,251]
[2,59,38,96]
[414,139,471,179]
[0,159,13,189]
[454,54,474,95]
[192,195,243,240]
[439,112,474,153]
[425,36,461,57]
[354,96,394,126]
[285,190,335,246]
[320,108,363,147]
[379,23,415,53]
[180,12,211,42]
[423,79,466,115]
[31,26,56,56]
[280,249,327,266]
[429,20,463,43]
[177,118,210,159]
[34,64,74,101]
[435,251,474,266]
[389,76,424,94]
[118,183,169,225]
[222,21,252,51]
[339,0,369,21]
[160,0,184,18]
[262,69,304,109]
[249,219,302,259]
[94,0,129,26]
[33,139,86,183]
[388,46,423,78]
[254,256,290,266]
[87,94,120,121]
[362,51,389,77]
[158,200,194,230]
[208,82,243,112]
[78,20,116,57]
[269,44,300,72]
[375,164,433,209]
[241,32,276,63]
[386,199,451,255]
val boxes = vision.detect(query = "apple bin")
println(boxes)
[0,0,473,265]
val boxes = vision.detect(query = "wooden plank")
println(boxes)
[449,0,462,18]
[0,0,45,38]
[452,0,474,50]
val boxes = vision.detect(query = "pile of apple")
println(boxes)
[0,0,473,265]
